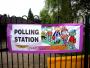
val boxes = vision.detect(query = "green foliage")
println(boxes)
[60,0,74,23]
[71,0,90,15]
[40,9,51,23]
[27,8,34,21]
[40,0,90,23]
[45,0,61,12]
[40,0,75,23]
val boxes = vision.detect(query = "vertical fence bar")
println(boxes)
[28,54,29,68]
[22,16,30,68]
[88,56,90,68]
[27,17,30,68]
[10,17,13,68]
[44,54,45,68]
[65,54,67,68]
[60,54,62,68]
[11,53,13,68]
[33,53,35,68]
[6,32,9,68]
[54,53,56,68]
[22,54,24,68]
[0,35,3,68]
[19,17,25,68]
[80,53,83,68]
[39,53,40,68]
[84,15,89,68]
[15,17,19,68]
[17,53,19,68]
[50,53,51,68]
[75,53,77,68]
[0,17,3,68]
[71,53,72,68]
[5,16,9,68]
[27,19,30,68]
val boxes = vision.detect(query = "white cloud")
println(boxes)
[0,0,45,17]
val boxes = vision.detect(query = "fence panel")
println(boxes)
[0,16,88,68]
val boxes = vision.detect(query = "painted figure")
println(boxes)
[53,27,61,44]
[46,27,52,42]
[61,27,69,45]
[41,31,46,40]
[68,29,76,49]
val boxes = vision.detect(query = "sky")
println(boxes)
[0,0,45,17]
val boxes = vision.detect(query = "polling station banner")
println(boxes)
[7,24,83,53]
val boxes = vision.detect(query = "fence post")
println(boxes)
[0,16,2,49]
[0,27,1,50]
[84,14,90,68]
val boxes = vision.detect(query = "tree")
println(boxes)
[60,0,74,22]
[43,0,74,23]
[45,0,61,23]
[40,8,51,23]
[45,0,61,13]
[71,0,90,15]
[27,8,34,21]
[41,0,90,23]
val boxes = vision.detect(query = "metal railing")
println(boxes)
[0,15,89,68]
